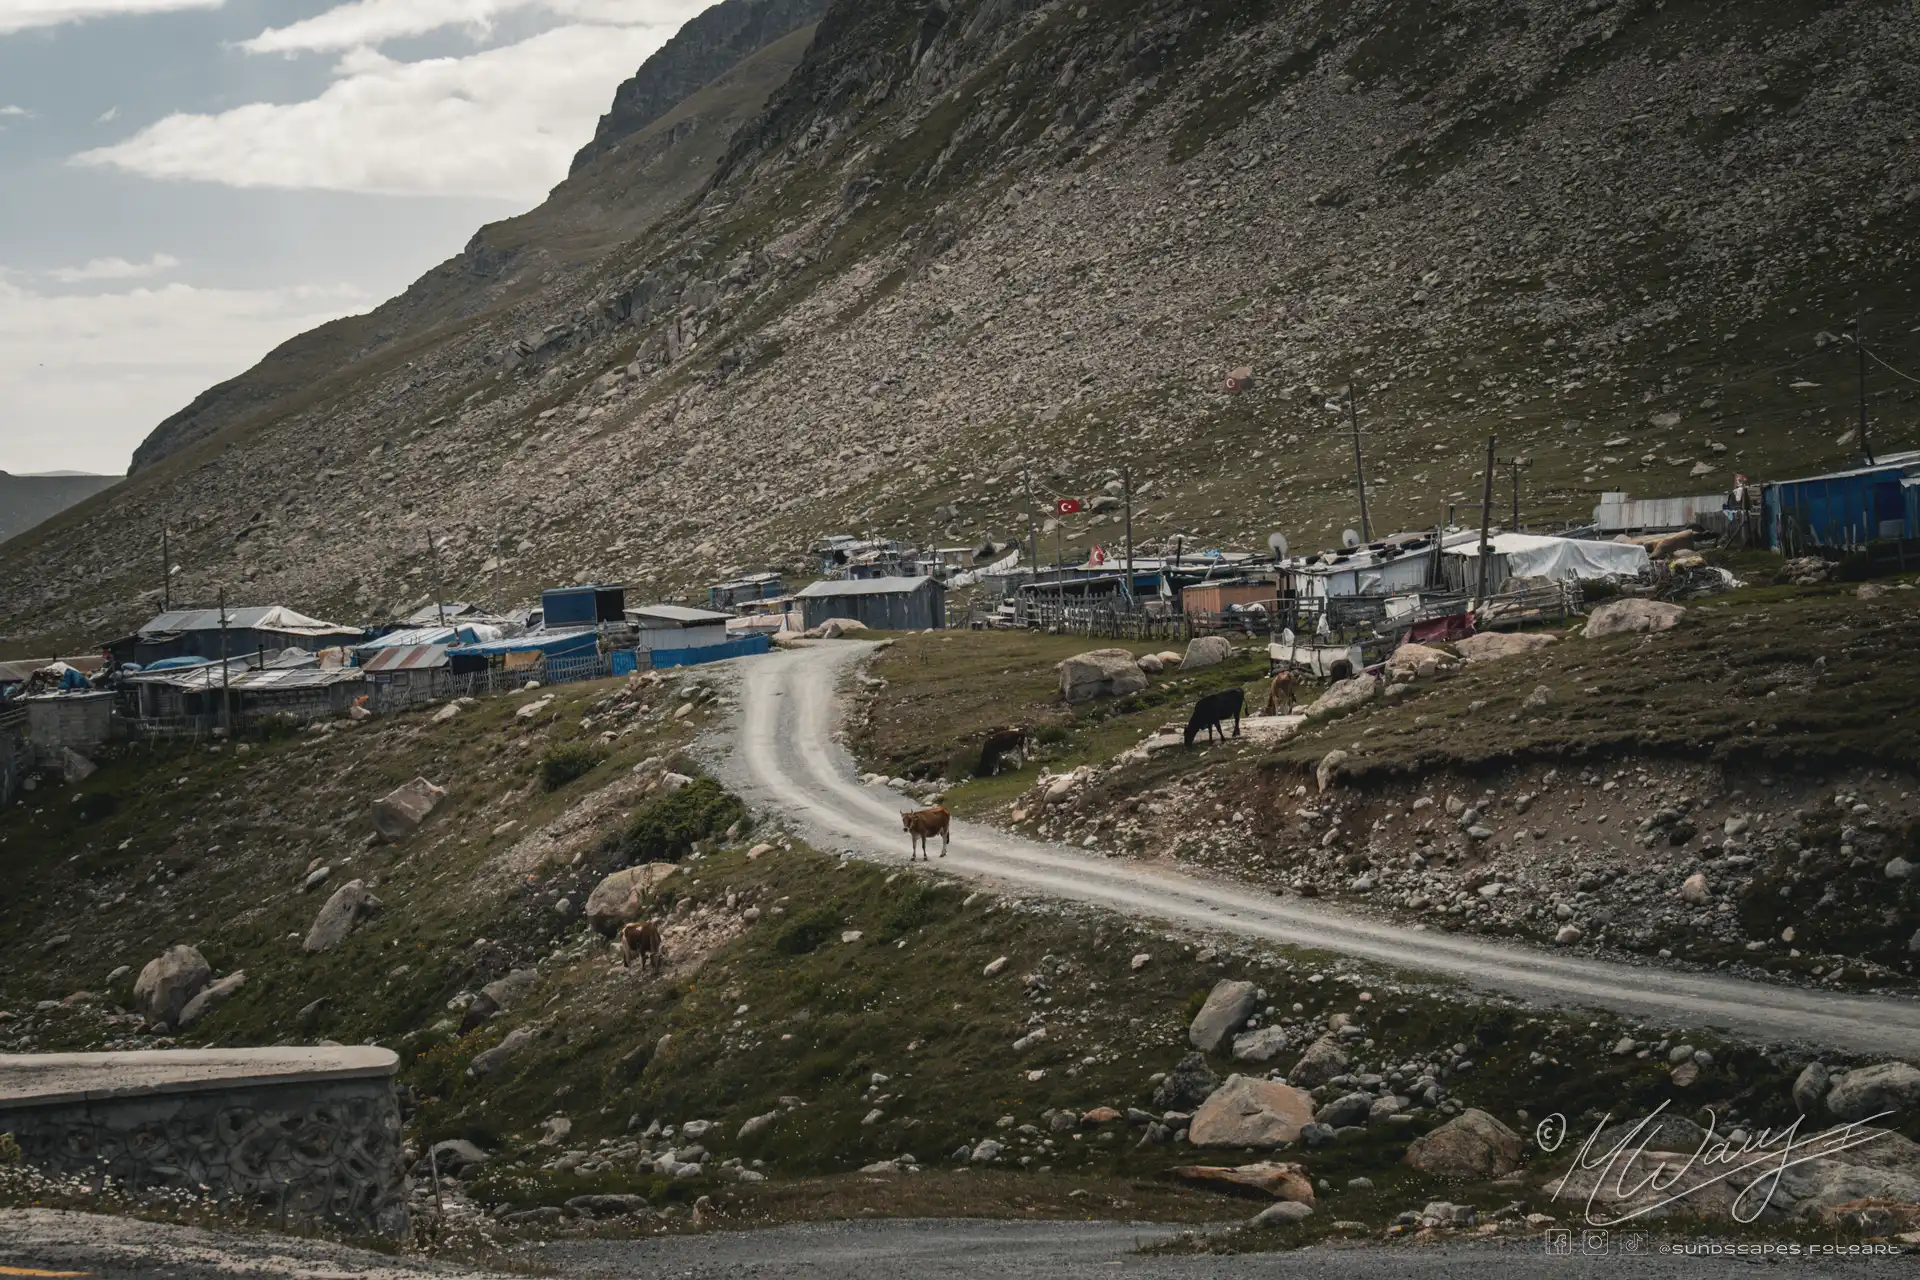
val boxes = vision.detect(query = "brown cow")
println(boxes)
[1263,670,1298,716]
[902,806,950,860]
[618,920,663,973]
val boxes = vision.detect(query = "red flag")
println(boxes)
[1055,498,1083,515]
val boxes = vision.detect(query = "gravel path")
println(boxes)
[719,640,1920,1057]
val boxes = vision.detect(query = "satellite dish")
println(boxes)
[1341,528,1362,550]
[1266,532,1289,558]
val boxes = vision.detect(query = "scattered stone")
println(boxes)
[1304,674,1381,723]
[1230,1027,1292,1064]
[132,945,211,1028]
[370,776,446,841]
[303,879,382,953]
[1793,1063,1831,1115]
[983,956,1010,977]
[1288,1036,1350,1089]
[469,1026,538,1077]
[1680,873,1710,905]
[1315,750,1350,794]
[1130,953,1152,971]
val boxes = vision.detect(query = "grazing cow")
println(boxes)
[619,920,663,973]
[1184,688,1245,747]
[1262,670,1297,716]
[975,726,1031,777]
[902,806,951,860]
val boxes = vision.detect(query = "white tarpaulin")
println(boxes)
[1447,533,1650,580]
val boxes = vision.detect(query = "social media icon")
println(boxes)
[1583,1229,1610,1254]
[1620,1233,1644,1254]
[1544,1228,1573,1256]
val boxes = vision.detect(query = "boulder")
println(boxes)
[1189,1075,1316,1148]
[1288,1036,1350,1089]
[1453,632,1556,663]
[1250,1200,1313,1226]
[565,1193,649,1218]
[1303,674,1381,723]
[481,969,538,1014]
[585,864,680,936]
[1315,750,1350,794]
[1188,979,1259,1052]
[1585,598,1686,639]
[132,945,211,1028]
[1680,872,1711,905]
[1153,1052,1221,1111]
[303,879,382,953]
[1057,649,1149,703]
[1314,1092,1372,1128]
[1792,1062,1831,1115]
[1169,1161,1314,1204]
[469,1026,538,1078]
[738,1111,780,1140]
[1826,1062,1920,1122]
[1180,636,1233,670]
[1136,653,1165,675]
[1155,651,1183,667]
[1404,1108,1523,1178]
[371,777,446,841]
[1387,642,1452,678]
[176,971,246,1029]
[1230,1027,1292,1064]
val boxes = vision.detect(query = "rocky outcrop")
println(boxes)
[1404,1108,1523,1179]
[585,864,680,936]
[371,777,445,841]
[1585,599,1687,639]
[304,880,382,953]
[1188,1076,1316,1148]
[1825,1062,1920,1122]
[1304,674,1380,723]
[1169,1161,1314,1204]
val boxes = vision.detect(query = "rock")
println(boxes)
[983,956,1009,977]
[680,1120,713,1140]
[1082,1106,1122,1124]
[370,776,446,841]
[738,1111,780,1140]
[62,749,97,782]
[1057,649,1150,702]
[424,1139,490,1176]
[538,1116,572,1145]
[469,1026,537,1077]
[1887,857,1914,881]
[1170,1161,1315,1204]
[1288,1036,1350,1089]
[1668,1044,1696,1064]
[1522,684,1553,711]
[1299,1122,1336,1148]
[1153,1052,1221,1111]
[1155,651,1183,667]
[132,945,211,1028]
[1180,636,1233,670]
[1136,653,1164,674]
[1453,632,1556,662]
[1188,979,1259,1052]
[1230,1027,1292,1064]
[565,1193,648,1217]
[481,969,538,1016]
[1857,583,1887,600]
[1190,1075,1316,1147]
[1387,642,1452,678]
[1314,1092,1372,1128]
[969,1140,1003,1162]
[1315,750,1350,794]
[1554,924,1583,945]
[585,864,679,936]
[1793,1063,1831,1115]
[1130,953,1151,971]
[302,879,382,953]
[1826,1062,1920,1122]
[1404,1108,1523,1178]
[1585,599,1686,639]
[1250,1200,1313,1227]
[1782,557,1832,585]
[175,970,246,1029]
[659,771,694,791]
[1671,1062,1700,1088]
[1303,674,1380,723]
[302,866,331,892]
[1680,872,1710,905]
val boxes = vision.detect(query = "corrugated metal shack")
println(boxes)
[1592,491,1729,534]
[1761,452,1920,552]
[796,576,946,631]
[538,585,626,629]
[359,644,451,710]
[628,605,731,652]
[124,658,365,730]
[708,573,783,610]
[123,606,362,665]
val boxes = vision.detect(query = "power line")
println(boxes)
[1864,346,1920,386]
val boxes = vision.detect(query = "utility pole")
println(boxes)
[1854,308,1875,465]
[1475,436,1498,604]
[1345,382,1372,543]
[1122,465,1135,611]
[1498,456,1531,532]
[161,521,171,612]
[426,528,448,626]
[1021,466,1040,585]
[493,522,505,615]
[217,587,231,736]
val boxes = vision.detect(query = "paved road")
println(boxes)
[0,1211,1898,1278]
[721,641,1920,1058]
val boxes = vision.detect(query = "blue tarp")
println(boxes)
[650,634,770,669]
[445,628,598,674]
[141,655,214,671]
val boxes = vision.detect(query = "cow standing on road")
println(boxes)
[902,806,951,859]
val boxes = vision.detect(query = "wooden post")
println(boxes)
[1022,467,1040,590]
[218,587,231,735]
[1346,382,1372,542]
[1122,464,1135,612]
[161,522,171,612]
[1476,436,1498,604]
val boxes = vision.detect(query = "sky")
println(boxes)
[0,0,709,476]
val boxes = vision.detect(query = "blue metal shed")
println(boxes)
[540,585,626,628]
[1761,452,1920,552]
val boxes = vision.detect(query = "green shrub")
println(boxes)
[72,791,118,823]
[882,883,947,938]
[537,742,604,791]
[1034,724,1070,746]
[619,777,746,863]
[775,908,841,956]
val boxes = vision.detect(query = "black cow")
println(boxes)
[1184,688,1245,747]
[974,726,1031,777]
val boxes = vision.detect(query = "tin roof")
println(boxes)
[795,576,942,598]
[359,644,450,672]
[128,659,365,691]
[629,604,733,625]
[138,605,358,638]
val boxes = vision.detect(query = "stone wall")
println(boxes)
[0,1051,407,1236]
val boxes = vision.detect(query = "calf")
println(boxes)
[618,920,663,974]
[902,806,951,860]
[1184,687,1245,747]
[1262,670,1298,716]
[975,726,1031,776]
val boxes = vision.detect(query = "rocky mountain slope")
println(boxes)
[8,0,1920,650]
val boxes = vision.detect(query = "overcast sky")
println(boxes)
[0,0,707,476]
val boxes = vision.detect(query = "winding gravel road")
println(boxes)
[721,641,1920,1057]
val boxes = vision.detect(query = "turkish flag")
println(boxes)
[1055,498,1083,515]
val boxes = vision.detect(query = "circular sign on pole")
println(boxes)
[1054,498,1084,515]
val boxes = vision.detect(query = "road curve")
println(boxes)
[720,641,1920,1058]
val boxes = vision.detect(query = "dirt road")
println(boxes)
[721,641,1920,1057]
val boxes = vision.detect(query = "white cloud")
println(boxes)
[240,0,687,55]
[97,105,118,123]
[0,105,32,117]
[0,0,224,37]
[74,20,698,199]
[47,251,180,282]
[0,273,369,473]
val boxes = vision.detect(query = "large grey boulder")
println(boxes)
[469,1026,539,1078]
[1188,979,1258,1053]
[1288,1036,1350,1089]
[1585,598,1686,639]
[1180,636,1232,670]
[1189,1075,1316,1147]
[585,864,679,936]
[1792,1062,1831,1115]
[132,945,211,1029]
[1057,649,1149,703]
[1825,1062,1920,1122]
[1304,674,1380,723]
[176,970,246,1029]
[1404,1108,1523,1178]
[371,776,446,841]
[303,879,383,953]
